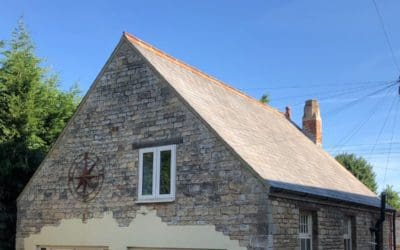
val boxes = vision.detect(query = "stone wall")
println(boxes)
[16,37,393,250]
[270,195,393,250]
[16,39,270,249]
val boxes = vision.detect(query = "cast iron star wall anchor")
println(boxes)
[68,152,104,202]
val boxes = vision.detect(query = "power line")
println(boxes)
[240,80,392,91]
[329,150,400,155]
[369,91,398,154]
[325,141,400,149]
[383,98,400,185]
[323,82,397,117]
[371,0,400,73]
[328,144,400,152]
[330,87,393,151]
[273,84,378,102]
[329,145,400,151]
[291,81,393,107]
[266,81,395,108]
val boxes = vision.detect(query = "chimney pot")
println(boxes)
[285,106,291,120]
[302,99,322,146]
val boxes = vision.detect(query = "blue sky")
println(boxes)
[2,0,399,192]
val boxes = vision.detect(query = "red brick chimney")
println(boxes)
[302,100,322,146]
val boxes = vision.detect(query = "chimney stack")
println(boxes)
[302,100,322,146]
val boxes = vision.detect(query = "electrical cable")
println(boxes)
[325,142,400,149]
[289,81,395,107]
[369,91,398,154]
[240,80,392,91]
[323,82,397,118]
[383,98,399,185]
[273,82,390,103]
[331,87,394,152]
[371,0,400,73]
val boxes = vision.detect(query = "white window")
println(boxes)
[138,145,176,202]
[299,212,313,250]
[343,216,353,250]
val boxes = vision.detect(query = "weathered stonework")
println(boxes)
[16,37,395,250]
[270,195,394,250]
[16,40,269,249]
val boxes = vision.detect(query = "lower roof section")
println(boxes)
[268,180,384,209]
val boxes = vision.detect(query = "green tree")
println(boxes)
[259,92,270,104]
[0,20,80,249]
[383,185,400,209]
[335,153,378,193]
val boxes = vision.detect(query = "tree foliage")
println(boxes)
[335,153,378,193]
[383,185,400,210]
[0,20,80,249]
[259,92,270,104]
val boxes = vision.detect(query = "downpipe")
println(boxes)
[371,192,386,250]
[393,210,396,250]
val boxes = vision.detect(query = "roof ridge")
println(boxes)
[123,32,284,117]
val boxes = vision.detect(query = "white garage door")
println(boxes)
[128,248,223,250]
[38,246,108,250]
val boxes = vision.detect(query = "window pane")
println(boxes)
[306,239,311,250]
[343,217,349,234]
[299,213,312,250]
[301,239,306,250]
[299,214,310,234]
[142,152,153,195]
[344,239,349,250]
[159,150,171,194]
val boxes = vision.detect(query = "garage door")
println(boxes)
[38,246,108,250]
[128,248,223,250]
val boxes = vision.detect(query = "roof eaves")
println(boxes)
[269,182,389,210]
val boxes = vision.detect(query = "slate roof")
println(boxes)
[124,32,381,208]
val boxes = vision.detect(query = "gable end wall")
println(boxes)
[16,39,270,249]
[16,37,393,250]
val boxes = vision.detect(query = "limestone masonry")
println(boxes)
[16,34,395,250]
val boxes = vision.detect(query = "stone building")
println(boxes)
[16,33,395,250]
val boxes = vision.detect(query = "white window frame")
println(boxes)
[343,216,352,250]
[299,212,313,250]
[137,144,176,203]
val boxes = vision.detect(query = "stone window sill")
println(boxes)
[135,197,175,204]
